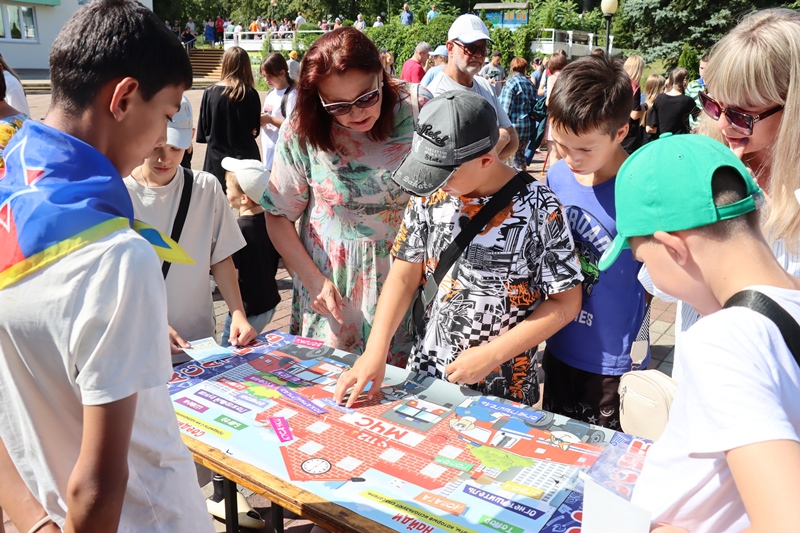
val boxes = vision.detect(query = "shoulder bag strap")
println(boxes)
[724,289,800,364]
[409,82,421,129]
[162,167,194,279]
[280,82,294,118]
[419,171,534,311]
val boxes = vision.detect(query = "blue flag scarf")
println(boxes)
[0,120,193,290]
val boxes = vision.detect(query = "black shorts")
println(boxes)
[541,347,621,430]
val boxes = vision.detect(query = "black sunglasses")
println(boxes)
[452,40,488,57]
[698,90,783,136]
[319,75,381,116]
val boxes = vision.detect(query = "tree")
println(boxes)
[617,0,781,64]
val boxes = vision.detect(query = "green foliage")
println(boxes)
[366,15,454,64]
[343,19,354,26]
[296,22,324,50]
[677,42,699,80]
[618,0,778,65]
[526,0,604,34]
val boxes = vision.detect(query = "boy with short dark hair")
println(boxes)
[333,91,583,408]
[221,158,282,342]
[125,96,257,363]
[543,55,647,429]
[603,134,800,532]
[0,0,213,531]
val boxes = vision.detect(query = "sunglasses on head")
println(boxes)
[319,75,381,116]
[453,40,487,57]
[698,90,783,136]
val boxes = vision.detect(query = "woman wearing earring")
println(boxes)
[632,9,800,533]
[261,28,429,367]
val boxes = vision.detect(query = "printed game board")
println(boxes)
[169,331,620,533]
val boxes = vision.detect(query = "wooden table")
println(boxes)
[183,434,396,533]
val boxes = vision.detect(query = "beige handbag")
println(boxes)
[618,367,677,441]
[617,303,678,442]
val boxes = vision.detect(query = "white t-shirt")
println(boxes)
[426,71,513,129]
[295,15,306,26]
[373,20,384,27]
[631,285,800,532]
[287,59,301,82]
[261,86,297,170]
[3,71,29,116]
[0,230,212,532]
[124,168,245,363]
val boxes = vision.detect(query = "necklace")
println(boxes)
[136,167,158,187]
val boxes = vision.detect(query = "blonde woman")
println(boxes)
[196,46,261,192]
[639,73,665,144]
[621,55,645,153]
[632,9,800,533]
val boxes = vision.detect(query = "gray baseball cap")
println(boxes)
[392,91,499,196]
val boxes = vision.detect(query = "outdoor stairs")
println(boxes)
[18,49,223,94]
[190,48,224,88]
[20,79,51,94]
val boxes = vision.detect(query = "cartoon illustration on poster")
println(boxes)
[169,331,620,532]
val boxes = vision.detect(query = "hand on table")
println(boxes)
[168,325,191,355]
[445,345,499,386]
[309,276,344,324]
[333,349,386,408]
[228,315,257,347]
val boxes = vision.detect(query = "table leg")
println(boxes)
[223,477,239,533]
[271,503,284,533]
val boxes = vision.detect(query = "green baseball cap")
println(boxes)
[598,133,763,271]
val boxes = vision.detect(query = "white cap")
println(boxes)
[221,158,270,202]
[166,95,193,150]
[447,14,492,44]
[431,44,448,56]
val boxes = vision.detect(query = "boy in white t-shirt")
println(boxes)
[125,95,257,362]
[0,1,213,531]
[599,134,800,532]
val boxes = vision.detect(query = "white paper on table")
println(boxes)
[181,337,231,361]
[580,473,651,533]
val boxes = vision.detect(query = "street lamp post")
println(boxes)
[271,0,277,25]
[601,0,618,56]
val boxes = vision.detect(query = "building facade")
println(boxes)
[0,0,153,71]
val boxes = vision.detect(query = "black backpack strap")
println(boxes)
[280,82,294,118]
[162,167,194,279]
[724,289,800,364]
[414,172,533,331]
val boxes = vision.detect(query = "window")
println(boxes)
[1,3,37,41]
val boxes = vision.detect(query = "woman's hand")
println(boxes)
[308,275,344,324]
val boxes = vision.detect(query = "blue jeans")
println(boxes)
[221,307,276,347]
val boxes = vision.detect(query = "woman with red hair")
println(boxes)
[262,27,429,366]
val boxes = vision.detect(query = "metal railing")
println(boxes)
[223,30,326,52]
[530,28,616,58]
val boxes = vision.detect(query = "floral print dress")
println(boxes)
[261,84,428,366]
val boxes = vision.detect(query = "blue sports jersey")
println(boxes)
[546,160,648,375]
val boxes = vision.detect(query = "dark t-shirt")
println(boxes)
[621,86,643,154]
[196,84,262,190]
[647,93,698,137]
[233,211,281,317]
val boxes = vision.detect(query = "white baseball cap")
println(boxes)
[166,95,194,150]
[221,158,270,202]
[447,14,492,44]
[430,44,448,57]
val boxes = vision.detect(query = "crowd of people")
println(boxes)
[2,1,800,532]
